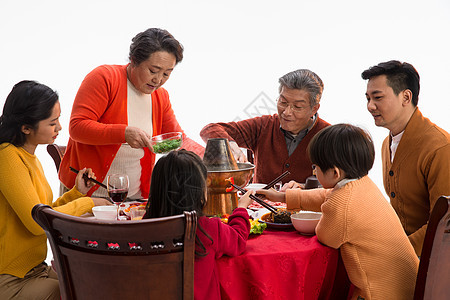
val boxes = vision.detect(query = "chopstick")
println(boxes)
[69,167,108,189]
[230,183,278,214]
[263,171,290,190]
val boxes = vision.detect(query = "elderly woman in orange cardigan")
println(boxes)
[60,28,204,200]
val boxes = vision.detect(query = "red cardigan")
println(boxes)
[194,208,250,300]
[200,114,330,184]
[59,64,204,198]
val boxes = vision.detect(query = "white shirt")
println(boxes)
[92,78,153,199]
[390,131,404,163]
[334,178,358,189]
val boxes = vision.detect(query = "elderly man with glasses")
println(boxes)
[200,69,330,185]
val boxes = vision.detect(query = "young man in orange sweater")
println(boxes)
[362,60,450,256]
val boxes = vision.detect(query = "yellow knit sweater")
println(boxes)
[286,176,419,300]
[0,143,94,278]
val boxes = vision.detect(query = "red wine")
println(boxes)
[109,189,128,203]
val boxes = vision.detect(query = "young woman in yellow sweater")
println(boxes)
[0,81,111,299]
[258,124,419,300]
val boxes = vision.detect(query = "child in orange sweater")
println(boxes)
[258,124,418,300]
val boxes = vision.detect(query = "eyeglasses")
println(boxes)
[277,98,308,113]
[312,164,317,176]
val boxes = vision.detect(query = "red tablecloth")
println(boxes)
[217,228,346,300]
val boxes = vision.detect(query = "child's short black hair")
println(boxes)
[307,124,375,179]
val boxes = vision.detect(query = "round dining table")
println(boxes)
[216,227,350,300]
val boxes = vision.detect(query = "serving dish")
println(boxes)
[122,201,148,216]
[258,212,294,229]
[245,183,266,191]
[150,132,182,154]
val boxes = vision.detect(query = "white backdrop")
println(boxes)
[1,0,449,201]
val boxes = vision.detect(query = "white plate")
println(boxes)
[245,183,267,191]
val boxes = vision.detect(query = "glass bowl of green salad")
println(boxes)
[150,132,183,154]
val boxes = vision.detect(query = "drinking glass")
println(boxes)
[107,174,129,220]
[130,206,146,220]
[274,181,283,192]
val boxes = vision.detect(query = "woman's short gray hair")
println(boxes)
[278,69,324,107]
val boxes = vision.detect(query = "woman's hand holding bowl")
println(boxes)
[125,126,152,148]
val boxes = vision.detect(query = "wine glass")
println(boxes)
[107,174,129,220]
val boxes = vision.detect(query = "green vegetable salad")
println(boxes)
[152,139,182,154]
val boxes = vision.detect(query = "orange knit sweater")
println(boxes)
[286,176,419,300]
[381,108,450,256]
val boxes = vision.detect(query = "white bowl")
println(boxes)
[92,205,117,220]
[290,212,322,235]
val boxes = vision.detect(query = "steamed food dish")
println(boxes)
[263,210,292,224]
[273,210,292,223]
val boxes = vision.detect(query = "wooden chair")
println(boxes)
[46,144,66,172]
[414,195,450,300]
[32,204,197,300]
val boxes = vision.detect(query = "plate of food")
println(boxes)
[122,201,148,216]
[259,210,294,229]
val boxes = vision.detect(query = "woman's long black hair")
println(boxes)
[0,80,58,146]
[144,149,212,257]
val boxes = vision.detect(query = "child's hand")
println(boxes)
[255,189,286,203]
[237,190,255,209]
[75,168,96,194]
[280,180,303,192]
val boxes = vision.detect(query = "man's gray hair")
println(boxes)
[278,69,324,107]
